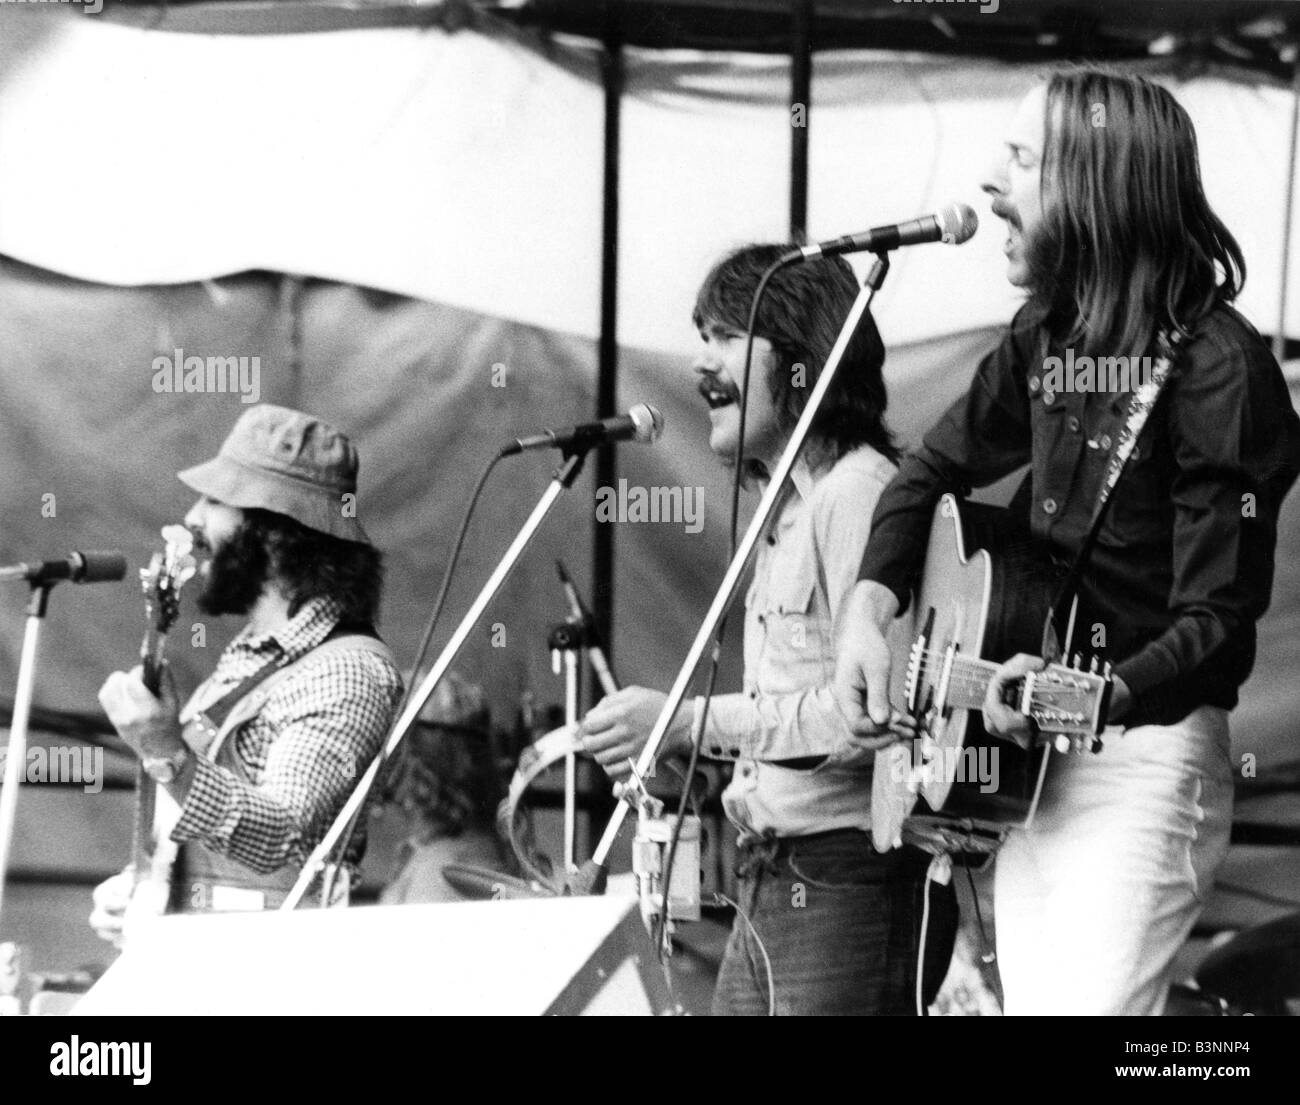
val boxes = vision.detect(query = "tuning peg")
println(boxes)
[1090,737,1104,754]
[1103,661,1113,678]
[1071,652,1082,670]
[1089,656,1100,674]
[1054,734,1071,754]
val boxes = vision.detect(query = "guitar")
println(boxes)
[124,525,197,926]
[871,494,1113,856]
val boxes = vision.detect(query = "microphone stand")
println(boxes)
[0,583,55,931]
[570,253,892,895]
[282,447,595,910]
[546,576,620,872]
[547,622,585,873]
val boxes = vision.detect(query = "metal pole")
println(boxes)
[790,0,813,240]
[1276,53,1299,365]
[593,0,624,682]
[0,586,51,932]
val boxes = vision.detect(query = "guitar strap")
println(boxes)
[1041,329,1183,658]
[144,626,392,900]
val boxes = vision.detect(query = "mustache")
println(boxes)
[990,199,1022,230]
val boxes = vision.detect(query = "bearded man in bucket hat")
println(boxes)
[91,405,403,942]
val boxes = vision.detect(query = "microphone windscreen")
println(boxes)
[74,551,128,583]
[939,203,979,245]
[629,404,664,444]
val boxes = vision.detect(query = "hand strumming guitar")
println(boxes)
[832,579,911,748]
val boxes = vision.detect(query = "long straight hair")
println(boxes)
[1025,68,1245,359]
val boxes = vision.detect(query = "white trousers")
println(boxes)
[994,706,1234,1015]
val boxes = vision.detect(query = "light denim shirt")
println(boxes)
[696,445,898,841]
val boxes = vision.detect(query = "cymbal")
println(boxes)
[440,863,557,901]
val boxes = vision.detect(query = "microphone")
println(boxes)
[0,551,127,585]
[500,403,664,457]
[785,203,979,263]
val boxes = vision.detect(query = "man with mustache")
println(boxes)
[835,69,1300,1014]
[579,245,956,1015]
[91,405,402,940]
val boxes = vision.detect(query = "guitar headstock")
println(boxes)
[139,525,197,637]
[1020,655,1113,752]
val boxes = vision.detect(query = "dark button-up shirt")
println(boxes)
[859,303,1300,728]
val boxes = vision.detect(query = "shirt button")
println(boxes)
[1043,390,1056,405]
[766,535,776,546]
[1043,498,1058,516]
[757,614,766,626]
[1067,416,1081,433]
[1028,376,1041,394]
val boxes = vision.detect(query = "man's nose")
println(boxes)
[980,152,1008,200]
[182,499,204,531]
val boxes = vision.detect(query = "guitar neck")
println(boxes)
[132,629,166,878]
[936,654,1001,712]
[139,630,165,697]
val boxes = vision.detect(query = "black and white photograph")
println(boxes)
[0,0,1298,1057]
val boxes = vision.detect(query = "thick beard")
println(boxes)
[196,519,270,617]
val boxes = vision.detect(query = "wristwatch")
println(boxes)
[142,746,190,784]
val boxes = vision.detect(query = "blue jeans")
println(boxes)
[713,830,957,1016]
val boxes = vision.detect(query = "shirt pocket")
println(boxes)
[756,554,831,692]
[1096,429,1174,549]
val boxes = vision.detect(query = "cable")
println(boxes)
[321,450,506,895]
[961,852,1005,1013]
[916,873,931,1016]
[714,892,775,1016]
[916,852,953,1015]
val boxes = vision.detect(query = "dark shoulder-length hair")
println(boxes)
[245,507,384,626]
[692,244,899,465]
[1026,67,1245,358]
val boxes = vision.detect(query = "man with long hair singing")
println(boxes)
[835,69,1300,1014]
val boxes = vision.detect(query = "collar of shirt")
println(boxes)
[223,595,345,672]
[758,454,821,534]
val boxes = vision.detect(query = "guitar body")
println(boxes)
[872,494,1066,855]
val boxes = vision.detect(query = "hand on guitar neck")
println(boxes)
[982,653,1132,746]
[98,662,187,769]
